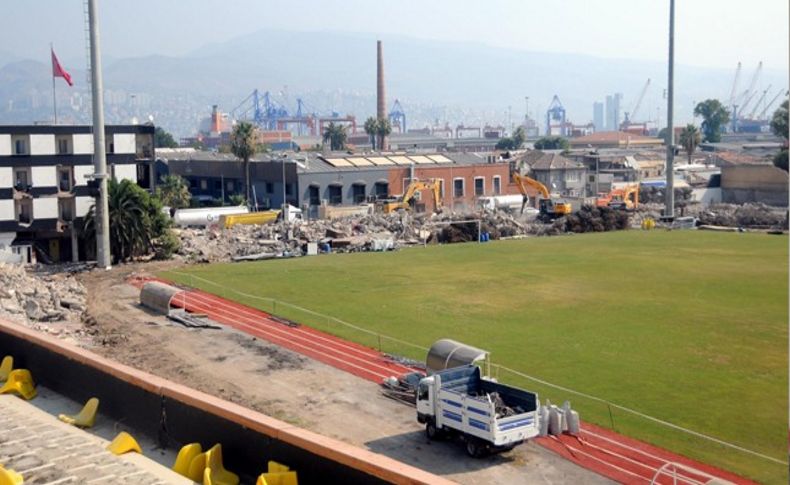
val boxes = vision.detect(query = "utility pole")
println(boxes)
[664,0,675,220]
[88,0,111,269]
[525,96,529,121]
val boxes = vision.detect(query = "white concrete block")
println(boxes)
[75,196,94,217]
[34,197,59,219]
[73,134,94,154]
[113,133,136,154]
[113,163,137,183]
[0,134,11,156]
[0,200,14,222]
[73,165,94,186]
[30,134,56,155]
[0,167,12,189]
[31,166,57,187]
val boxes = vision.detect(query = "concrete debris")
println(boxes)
[0,262,88,331]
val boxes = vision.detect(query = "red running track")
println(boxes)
[131,276,755,485]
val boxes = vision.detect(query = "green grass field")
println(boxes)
[163,231,788,483]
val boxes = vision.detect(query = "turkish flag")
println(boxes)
[51,48,73,87]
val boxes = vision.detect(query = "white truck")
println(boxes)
[416,365,540,457]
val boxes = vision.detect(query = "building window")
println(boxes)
[308,185,320,205]
[13,138,26,155]
[56,136,71,155]
[57,166,73,192]
[13,168,30,190]
[58,198,75,222]
[106,140,115,154]
[352,184,366,204]
[285,183,293,196]
[493,176,501,195]
[453,178,465,198]
[328,185,342,205]
[265,182,274,194]
[16,199,33,225]
[226,180,234,192]
[438,179,445,198]
[474,177,485,196]
[200,179,208,190]
[374,182,388,198]
[190,178,198,189]
[589,175,595,183]
[565,171,580,182]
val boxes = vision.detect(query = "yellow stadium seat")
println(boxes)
[172,443,203,478]
[268,461,289,473]
[58,397,99,428]
[256,471,298,485]
[0,369,36,400]
[0,466,23,485]
[203,444,239,485]
[186,451,207,483]
[107,431,142,455]
[0,356,13,381]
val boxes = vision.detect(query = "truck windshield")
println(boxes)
[418,383,428,401]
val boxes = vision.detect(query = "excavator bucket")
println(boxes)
[172,442,203,478]
[0,356,13,382]
[0,466,23,485]
[0,369,36,400]
[107,431,142,455]
[58,397,99,428]
[204,443,239,485]
[256,471,298,485]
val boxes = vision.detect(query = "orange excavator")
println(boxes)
[596,185,639,210]
[380,178,442,213]
[512,172,572,222]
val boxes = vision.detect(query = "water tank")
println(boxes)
[173,206,249,227]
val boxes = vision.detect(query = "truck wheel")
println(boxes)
[426,422,439,440]
[465,438,483,458]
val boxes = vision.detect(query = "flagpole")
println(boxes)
[51,43,58,124]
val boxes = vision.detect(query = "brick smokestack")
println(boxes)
[377,40,388,149]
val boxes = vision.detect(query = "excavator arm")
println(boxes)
[513,173,550,214]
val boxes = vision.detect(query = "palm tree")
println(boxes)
[363,117,379,150]
[322,122,347,151]
[82,179,154,263]
[155,175,191,215]
[679,124,701,164]
[231,122,257,204]
[376,117,392,150]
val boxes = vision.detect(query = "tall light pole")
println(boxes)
[664,0,675,220]
[88,0,111,268]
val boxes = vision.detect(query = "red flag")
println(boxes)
[51,48,73,87]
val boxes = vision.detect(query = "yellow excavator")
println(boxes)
[512,172,572,222]
[380,178,442,213]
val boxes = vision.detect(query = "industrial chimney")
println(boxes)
[377,40,388,150]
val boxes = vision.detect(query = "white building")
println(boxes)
[0,125,155,263]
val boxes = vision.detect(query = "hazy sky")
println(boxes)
[3,0,788,72]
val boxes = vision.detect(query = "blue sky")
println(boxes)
[4,0,788,71]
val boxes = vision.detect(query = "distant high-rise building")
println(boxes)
[593,102,604,131]
[605,93,623,131]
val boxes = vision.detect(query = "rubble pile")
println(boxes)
[176,210,537,263]
[694,203,788,229]
[0,263,87,325]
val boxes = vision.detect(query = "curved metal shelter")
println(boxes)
[426,339,488,374]
[139,281,182,316]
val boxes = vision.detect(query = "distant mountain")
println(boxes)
[0,29,786,135]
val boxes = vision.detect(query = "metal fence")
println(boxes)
[162,270,787,483]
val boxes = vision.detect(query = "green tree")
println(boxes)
[693,99,730,142]
[229,194,246,206]
[376,118,392,150]
[364,117,379,150]
[770,100,788,141]
[154,127,178,148]
[155,175,191,215]
[82,179,174,263]
[231,121,257,203]
[657,127,670,144]
[322,122,348,151]
[773,150,788,171]
[678,124,701,164]
[534,136,570,150]
[495,137,516,150]
[512,126,526,148]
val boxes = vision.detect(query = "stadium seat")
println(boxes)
[186,451,207,482]
[255,471,298,485]
[58,397,99,428]
[203,443,239,485]
[0,465,23,485]
[0,356,12,381]
[0,369,36,400]
[172,442,203,478]
[107,431,142,455]
[267,461,289,473]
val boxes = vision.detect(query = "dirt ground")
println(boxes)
[75,261,610,485]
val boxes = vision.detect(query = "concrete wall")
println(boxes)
[31,166,57,187]
[73,134,94,154]
[691,187,722,206]
[532,168,587,197]
[30,134,56,155]
[298,168,391,208]
[0,134,10,156]
[0,167,11,188]
[113,133,137,154]
[721,164,788,206]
